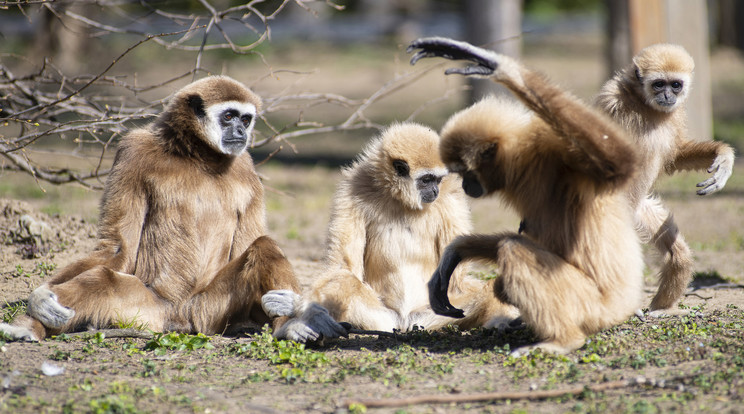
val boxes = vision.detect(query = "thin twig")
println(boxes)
[341,375,695,409]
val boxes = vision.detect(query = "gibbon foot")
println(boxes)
[0,323,39,342]
[647,307,691,318]
[408,37,498,77]
[274,303,348,343]
[509,339,584,357]
[485,316,525,333]
[27,286,74,329]
[261,290,301,318]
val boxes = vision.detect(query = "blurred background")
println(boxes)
[0,1,743,274]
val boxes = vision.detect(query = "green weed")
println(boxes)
[144,332,214,355]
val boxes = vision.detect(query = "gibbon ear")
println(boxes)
[187,94,206,118]
[392,159,410,178]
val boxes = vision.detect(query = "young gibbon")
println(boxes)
[596,44,735,316]
[0,76,346,343]
[408,37,644,355]
[310,123,519,332]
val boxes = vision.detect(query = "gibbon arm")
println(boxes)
[48,151,147,286]
[324,197,368,279]
[231,182,269,257]
[409,37,636,184]
[668,140,735,195]
[429,233,518,318]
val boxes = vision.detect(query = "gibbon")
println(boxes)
[408,37,644,355]
[310,123,519,332]
[0,76,346,343]
[596,44,735,315]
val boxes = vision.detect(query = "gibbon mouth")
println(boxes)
[223,138,247,145]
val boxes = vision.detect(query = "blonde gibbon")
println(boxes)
[310,122,519,332]
[596,43,735,316]
[0,76,346,343]
[408,37,644,355]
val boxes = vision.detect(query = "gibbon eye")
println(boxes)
[241,114,253,127]
[223,112,233,121]
[652,80,665,90]
[671,81,683,90]
[392,159,410,177]
[419,174,436,185]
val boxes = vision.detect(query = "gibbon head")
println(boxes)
[366,123,449,210]
[439,96,532,198]
[632,43,694,113]
[158,76,262,157]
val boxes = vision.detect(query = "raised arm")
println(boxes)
[408,37,636,184]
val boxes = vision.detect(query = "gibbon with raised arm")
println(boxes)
[0,76,346,343]
[596,43,735,315]
[408,37,644,355]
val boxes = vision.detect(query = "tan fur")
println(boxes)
[409,38,644,354]
[6,76,304,339]
[596,43,735,315]
[311,123,518,332]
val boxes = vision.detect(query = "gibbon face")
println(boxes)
[368,123,449,210]
[161,76,262,157]
[203,101,257,155]
[439,96,531,198]
[633,44,694,113]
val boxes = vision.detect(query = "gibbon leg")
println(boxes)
[452,279,521,330]
[416,280,520,331]
[434,234,612,354]
[636,197,693,316]
[186,236,300,334]
[36,266,166,335]
[312,272,401,332]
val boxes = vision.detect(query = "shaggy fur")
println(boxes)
[596,44,735,315]
[409,37,644,355]
[311,123,519,331]
[1,76,344,342]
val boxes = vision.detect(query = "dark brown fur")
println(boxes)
[8,76,303,339]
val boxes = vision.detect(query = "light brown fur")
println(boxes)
[1,76,343,342]
[311,123,518,332]
[596,44,735,315]
[409,37,644,355]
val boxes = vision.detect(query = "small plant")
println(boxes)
[229,327,328,383]
[34,261,57,277]
[144,332,214,356]
[14,265,29,278]
[2,300,26,323]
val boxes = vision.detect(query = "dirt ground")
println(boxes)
[1,159,744,413]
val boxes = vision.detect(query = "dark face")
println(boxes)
[460,170,484,198]
[416,173,444,203]
[393,159,444,204]
[219,109,253,154]
[650,78,684,108]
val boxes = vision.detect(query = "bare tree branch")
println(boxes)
[0,0,448,190]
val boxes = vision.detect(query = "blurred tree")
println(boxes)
[715,0,744,51]
[463,0,522,103]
